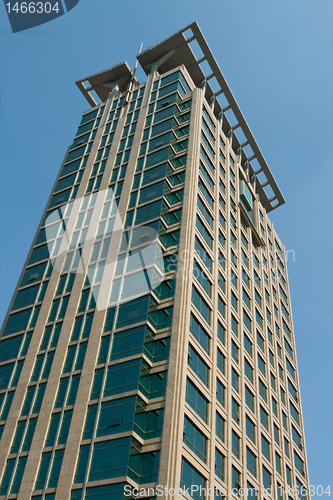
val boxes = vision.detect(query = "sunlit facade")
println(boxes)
[0,23,310,500]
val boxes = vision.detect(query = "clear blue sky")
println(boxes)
[1,0,332,493]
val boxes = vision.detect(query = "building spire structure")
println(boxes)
[0,22,309,500]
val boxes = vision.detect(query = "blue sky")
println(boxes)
[1,0,332,493]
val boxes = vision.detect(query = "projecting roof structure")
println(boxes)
[76,22,285,212]
[76,61,139,108]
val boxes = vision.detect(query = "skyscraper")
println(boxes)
[0,22,310,500]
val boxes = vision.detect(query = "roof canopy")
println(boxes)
[76,22,285,212]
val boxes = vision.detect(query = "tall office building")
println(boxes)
[0,22,310,500]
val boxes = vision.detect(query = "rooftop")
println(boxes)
[76,22,285,212]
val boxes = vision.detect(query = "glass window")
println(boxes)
[96,397,136,438]
[89,438,131,482]
[216,379,225,406]
[232,398,240,424]
[183,416,207,463]
[262,466,272,490]
[244,334,253,357]
[259,379,267,402]
[247,448,257,477]
[181,458,206,500]
[232,368,240,393]
[245,386,255,412]
[232,341,239,364]
[190,314,210,354]
[188,345,209,386]
[215,448,225,481]
[232,430,241,458]
[261,434,270,460]
[258,355,266,376]
[186,379,208,423]
[246,416,256,443]
[243,310,251,332]
[192,287,211,325]
[260,406,269,430]
[232,466,241,491]
[245,359,253,383]
[216,412,225,442]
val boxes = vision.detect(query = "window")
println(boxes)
[0,363,14,390]
[245,386,255,413]
[242,269,250,288]
[88,438,133,482]
[231,316,239,336]
[196,216,213,249]
[256,311,263,329]
[292,425,302,450]
[262,466,272,490]
[216,379,225,406]
[245,359,253,383]
[272,397,278,417]
[186,379,208,423]
[246,416,256,443]
[290,401,300,425]
[190,314,210,354]
[216,412,225,442]
[217,321,226,345]
[258,355,266,376]
[192,287,211,325]
[259,379,267,402]
[217,349,226,375]
[260,406,269,430]
[243,310,251,332]
[218,272,226,293]
[231,292,238,312]
[274,424,280,445]
[275,452,282,475]
[232,398,240,424]
[243,289,251,309]
[232,430,241,459]
[232,341,239,363]
[257,331,264,351]
[244,334,253,357]
[261,434,270,461]
[284,437,290,458]
[232,466,241,492]
[181,458,206,500]
[286,358,295,380]
[247,482,258,500]
[215,448,225,481]
[188,345,210,386]
[296,478,308,500]
[231,249,237,266]
[247,448,257,477]
[183,416,207,463]
[231,269,237,288]
[284,338,294,360]
[242,250,249,268]
[232,368,240,393]
[269,351,275,367]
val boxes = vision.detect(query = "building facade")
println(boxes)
[0,23,310,500]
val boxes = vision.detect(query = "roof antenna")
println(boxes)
[125,42,143,103]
